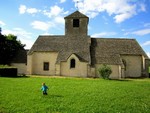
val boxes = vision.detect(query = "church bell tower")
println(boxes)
[64,11,89,36]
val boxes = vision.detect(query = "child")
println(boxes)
[41,83,48,95]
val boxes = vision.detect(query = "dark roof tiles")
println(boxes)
[28,36,148,65]
[65,10,89,19]
[90,38,148,65]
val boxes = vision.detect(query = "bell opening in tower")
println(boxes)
[73,19,79,27]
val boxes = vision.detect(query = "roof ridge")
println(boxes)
[65,10,88,18]
[39,35,65,37]
[91,37,135,40]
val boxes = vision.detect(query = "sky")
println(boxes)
[0,0,150,58]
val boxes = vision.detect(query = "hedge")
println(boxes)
[0,68,17,77]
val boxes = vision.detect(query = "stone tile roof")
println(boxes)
[90,38,149,65]
[28,35,90,63]
[64,10,89,19]
[28,35,66,53]
[28,35,148,65]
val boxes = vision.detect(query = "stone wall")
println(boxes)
[60,54,88,77]
[11,63,27,74]
[27,52,58,75]
[121,55,142,77]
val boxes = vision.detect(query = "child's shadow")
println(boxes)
[49,94,63,98]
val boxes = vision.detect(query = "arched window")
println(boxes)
[70,59,75,68]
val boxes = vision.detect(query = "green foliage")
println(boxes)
[0,77,150,113]
[98,64,112,79]
[0,65,16,69]
[0,32,25,65]
[0,65,10,68]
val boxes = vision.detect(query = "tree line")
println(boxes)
[0,28,25,65]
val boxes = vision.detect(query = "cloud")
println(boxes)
[114,12,135,23]
[73,0,146,23]
[43,5,64,18]
[19,5,26,14]
[19,4,68,31]
[2,28,34,49]
[91,32,117,37]
[146,52,150,58]
[132,29,150,36]
[26,8,40,14]
[54,16,65,24]
[33,5,68,31]
[74,0,104,18]
[0,21,6,26]
[19,4,68,18]
[142,41,150,46]
[31,18,65,32]
[19,5,40,14]
[31,21,55,31]
[60,0,66,3]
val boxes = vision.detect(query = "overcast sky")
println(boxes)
[0,0,150,58]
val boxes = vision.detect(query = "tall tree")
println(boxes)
[0,31,25,64]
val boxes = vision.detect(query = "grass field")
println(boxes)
[0,76,150,113]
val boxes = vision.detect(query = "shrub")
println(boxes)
[98,64,112,79]
[0,66,17,77]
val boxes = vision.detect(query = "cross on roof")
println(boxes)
[76,1,79,10]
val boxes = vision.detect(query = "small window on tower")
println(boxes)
[73,19,79,27]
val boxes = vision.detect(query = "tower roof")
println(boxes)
[64,10,89,19]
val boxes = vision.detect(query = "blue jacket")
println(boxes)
[41,85,48,91]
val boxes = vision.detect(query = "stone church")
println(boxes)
[27,11,149,79]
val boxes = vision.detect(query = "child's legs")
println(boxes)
[43,91,47,95]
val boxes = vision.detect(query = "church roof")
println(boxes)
[64,10,89,19]
[28,35,90,63]
[90,38,149,65]
[28,35,66,54]
[28,35,148,65]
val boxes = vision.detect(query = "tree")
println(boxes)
[98,64,112,79]
[0,31,25,64]
[0,27,2,35]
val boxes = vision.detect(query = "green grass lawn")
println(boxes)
[0,76,150,113]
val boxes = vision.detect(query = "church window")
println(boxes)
[73,19,79,27]
[70,59,75,68]
[43,62,49,71]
